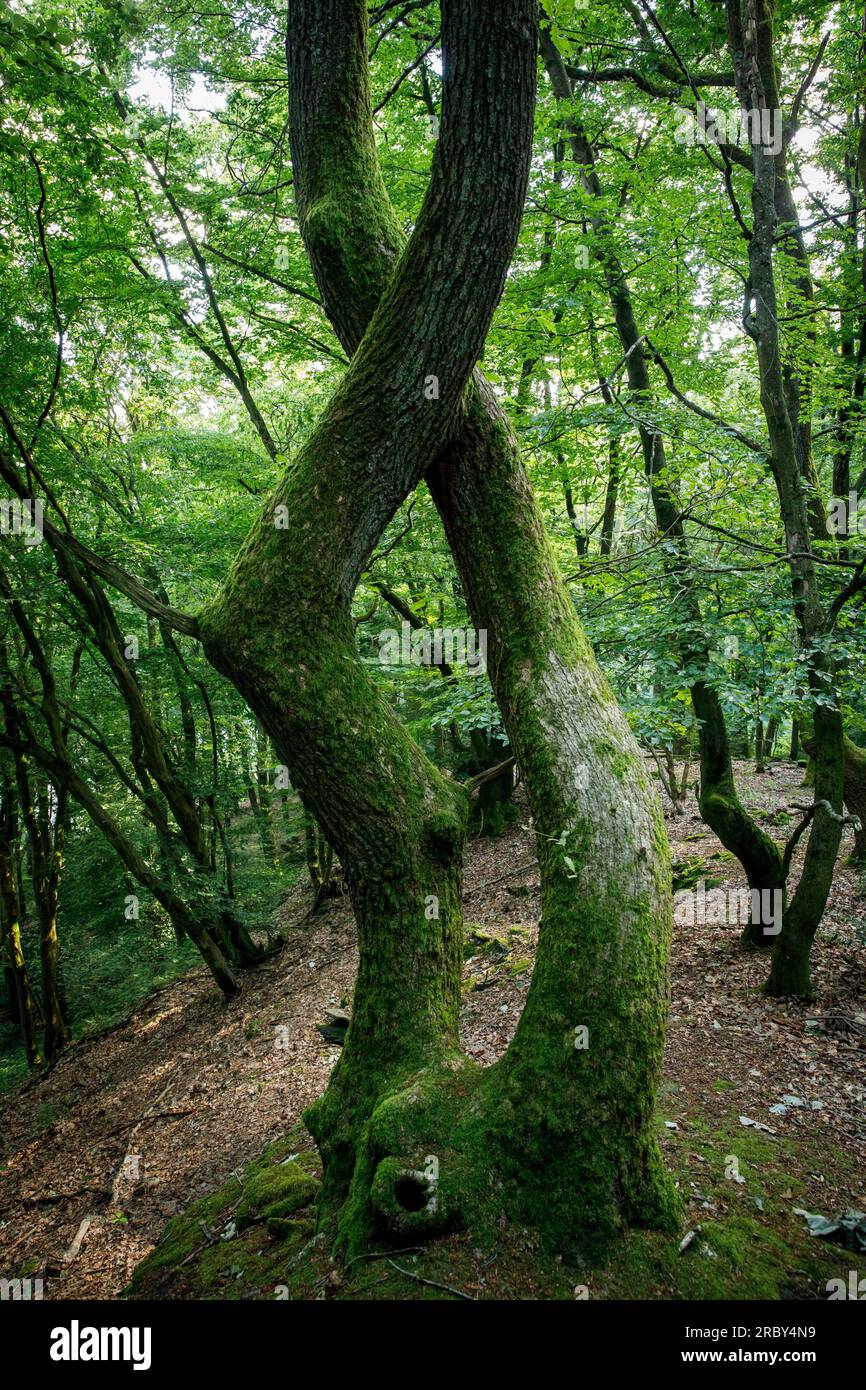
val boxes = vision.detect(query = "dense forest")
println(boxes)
[0,0,865,1329]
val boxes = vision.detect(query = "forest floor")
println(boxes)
[1,760,864,1300]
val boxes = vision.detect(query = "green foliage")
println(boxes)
[0,0,864,1291]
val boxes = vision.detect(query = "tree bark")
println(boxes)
[199,0,679,1256]
[840,736,866,862]
[200,0,540,1234]
[726,0,844,996]
[0,768,41,1067]
[540,27,785,950]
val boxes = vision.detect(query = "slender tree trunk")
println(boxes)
[0,779,41,1068]
[539,28,784,952]
[34,788,70,1059]
[244,737,280,871]
[0,613,240,999]
[303,812,337,906]
[726,0,844,996]
[755,717,765,773]
[590,315,621,556]
[600,432,620,556]
[5,704,70,1059]
[34,742,240,997]
[46,547,259,967]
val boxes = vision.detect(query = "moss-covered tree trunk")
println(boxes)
[428,388,680,1253]
[805,733,866,862]
[201,0,538,1223]
[199,0,678,1257]
[691,680,785,947]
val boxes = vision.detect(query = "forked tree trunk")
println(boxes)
[201,0,538,1232]
[333,0,676,1254]
[202,0,678,1257]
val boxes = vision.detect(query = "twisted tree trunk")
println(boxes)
[202,0,677,1258]
[201,0,538,1233]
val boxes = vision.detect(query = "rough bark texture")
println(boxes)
[199,0,679,1257]
[201,0,542,1230]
